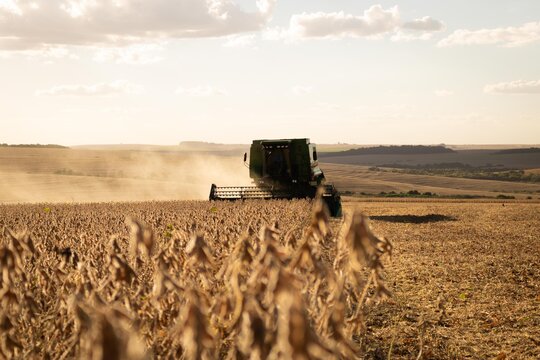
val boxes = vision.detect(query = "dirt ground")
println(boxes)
[341,198,540,359]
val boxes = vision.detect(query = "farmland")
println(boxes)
[2,147,540,203]
[0,147,539,358]
[0,198,538,358]
[322,163,540,199]
[2,0,539,358]
[0,147,249,203]
[319,149,540,169]
[318,147,540,199]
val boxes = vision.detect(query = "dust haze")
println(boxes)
[0,148,251,203]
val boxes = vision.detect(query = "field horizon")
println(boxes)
[1,146,540,204]
[5,141,540,151]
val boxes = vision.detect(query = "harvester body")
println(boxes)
[210,138,342,216]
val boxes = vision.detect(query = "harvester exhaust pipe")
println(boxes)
[243,152,249,168]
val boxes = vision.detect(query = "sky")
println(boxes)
[0,0,539,145]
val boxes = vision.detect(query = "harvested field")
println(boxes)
[323,163,540,198]
[0,198,538,359]
[0,148,249,203]
[319,150,540,169]
[525,168,540,175]
[343,198,540,358]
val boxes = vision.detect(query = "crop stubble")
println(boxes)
[345,200,540,358]
[0,199,538,359]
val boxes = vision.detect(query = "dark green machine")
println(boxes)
[209,138,342,217]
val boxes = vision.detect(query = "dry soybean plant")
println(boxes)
[0,197,393,359]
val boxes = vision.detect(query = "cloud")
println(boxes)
[0,0,276,50]
[402,16,445,32]
[270,5,444,42]
[291,85,313,95]
[391,16,445,42]
[438,21,540,47]
[222,34,257,48]
[0,45,78,60]
[175,85,227,97]
[288,5,400,39]
[391,31,433,42]
[92,43,165,64]
[434,89,454,97]
[0,0,22,15]
[36,80,144,96]
[484,80,540,94]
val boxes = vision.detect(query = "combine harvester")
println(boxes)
[209,138,342,217]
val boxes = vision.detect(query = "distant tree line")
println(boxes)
[0,143,68,148]
[493,147,540,155]
[320,145,455,157]
[377,162,509,170]
[341,189,517,199]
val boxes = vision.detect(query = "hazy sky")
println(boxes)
[0,0,539,145]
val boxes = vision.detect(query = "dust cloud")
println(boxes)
[0,148,252,203]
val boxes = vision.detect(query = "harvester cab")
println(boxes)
[210,138,342,217]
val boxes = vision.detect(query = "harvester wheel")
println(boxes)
[324,194,342,217]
